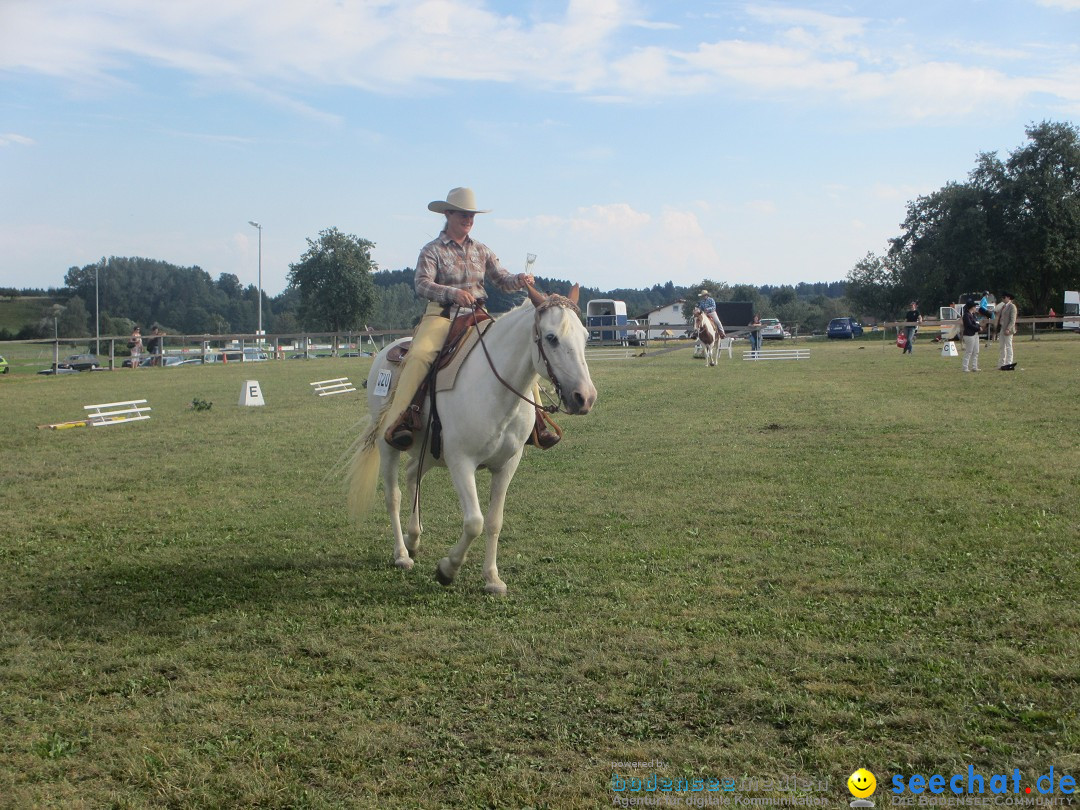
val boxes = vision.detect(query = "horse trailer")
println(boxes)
[1064,290,1079,331]
[586,299,628,343]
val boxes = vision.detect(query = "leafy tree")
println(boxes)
[287,228,378,331]
[372,282,426,330]
[847,253,902,319]
[994,121,1080,312]
[38,299,90,338]
[853,121,1080,317]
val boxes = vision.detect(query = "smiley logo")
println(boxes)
[847,769,877,798]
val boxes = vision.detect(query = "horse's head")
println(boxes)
[526,284,597,415]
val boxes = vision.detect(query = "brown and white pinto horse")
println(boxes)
[693,307,720,366]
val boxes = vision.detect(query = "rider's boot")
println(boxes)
[525,408,561,449]
[384,387,427,450]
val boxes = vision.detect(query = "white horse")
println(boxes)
[693,307,720,366]
[348,285,597,595]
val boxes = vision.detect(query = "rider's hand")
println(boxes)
[519,273,535,286]
[454,289,476,307]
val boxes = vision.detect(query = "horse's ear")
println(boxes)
[525,283,546,308]
[568,284,579,307]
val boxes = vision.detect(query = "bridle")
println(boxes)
[469,296,580,415]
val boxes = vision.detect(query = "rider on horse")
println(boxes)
[382,187,560,451]
[696,289,727,338]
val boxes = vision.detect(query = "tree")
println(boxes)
[853,121,1080,317]
[994,121,1080,312]
[846,252,902,320]
[287,228,378,331]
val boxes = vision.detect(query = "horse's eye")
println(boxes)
[545,334,559,347]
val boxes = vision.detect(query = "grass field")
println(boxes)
[2,335,1078,808]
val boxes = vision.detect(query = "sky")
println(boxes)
[2,0,1079,298]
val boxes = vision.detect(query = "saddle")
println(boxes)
[388,308,494,459]
[386,308,491,369]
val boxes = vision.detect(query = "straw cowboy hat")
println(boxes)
[699,289,709,296]
[428,187,491,214]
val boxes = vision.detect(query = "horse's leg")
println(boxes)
[435,460,483,588]
[379,447,413,570]
[403,452,424,560]
[481,456,523,595]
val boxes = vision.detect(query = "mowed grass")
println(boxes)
[1,336,1078,808]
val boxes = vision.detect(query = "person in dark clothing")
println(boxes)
[961,301,981,372]
[902,302,921,354]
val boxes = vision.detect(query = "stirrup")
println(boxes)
[384,405,421,450]
[526,410,562,449]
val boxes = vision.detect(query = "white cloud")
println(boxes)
[496,201,722,289]
[0,133,36,147]
[0,0,1075,125]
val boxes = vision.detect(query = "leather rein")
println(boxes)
[465,300,574,415]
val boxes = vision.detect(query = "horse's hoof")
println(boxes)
[435,559,454,586]
[484,582,508,596]
[394,556,414,571]
[405,545,418,560]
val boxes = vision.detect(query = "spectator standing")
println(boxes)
[961,301,981,372]
[903,302,921,354]
[747,313,762,356]
[998,292,1018,370]
[146,326,165,366]
[128,326,142,368]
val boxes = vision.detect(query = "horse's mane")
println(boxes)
[499,294,581,338]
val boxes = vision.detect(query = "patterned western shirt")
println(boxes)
[414,231,524,306]
[698,296,717,313]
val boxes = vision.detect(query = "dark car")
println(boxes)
[827,317,864,339]
[38,354,103,374]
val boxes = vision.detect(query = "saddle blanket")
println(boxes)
[373,321,494,398]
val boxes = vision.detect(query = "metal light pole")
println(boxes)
[248,220,263,338]
[94,263,100,355]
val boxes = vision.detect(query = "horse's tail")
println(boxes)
[347,417,381,518]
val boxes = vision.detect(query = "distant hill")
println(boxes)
[0,295,59,339]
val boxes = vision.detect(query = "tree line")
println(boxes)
[6,121,1076,342]
[2,229,852,340]
[847,121,1080,320]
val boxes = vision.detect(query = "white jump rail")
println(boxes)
[586,347,639,361]
[743,348,810,361]
[84,399,152,426]
[310,377,357,396]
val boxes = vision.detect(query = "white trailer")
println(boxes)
[1064,291,1079,331]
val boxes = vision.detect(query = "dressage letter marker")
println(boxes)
[239,380,266,406]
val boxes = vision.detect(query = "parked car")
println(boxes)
[760,318,785,340]
[205,348,269,363]
[38,354,102,374]
[625,319,647,346]
[0,355,8,374]
[827,317,864,339]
